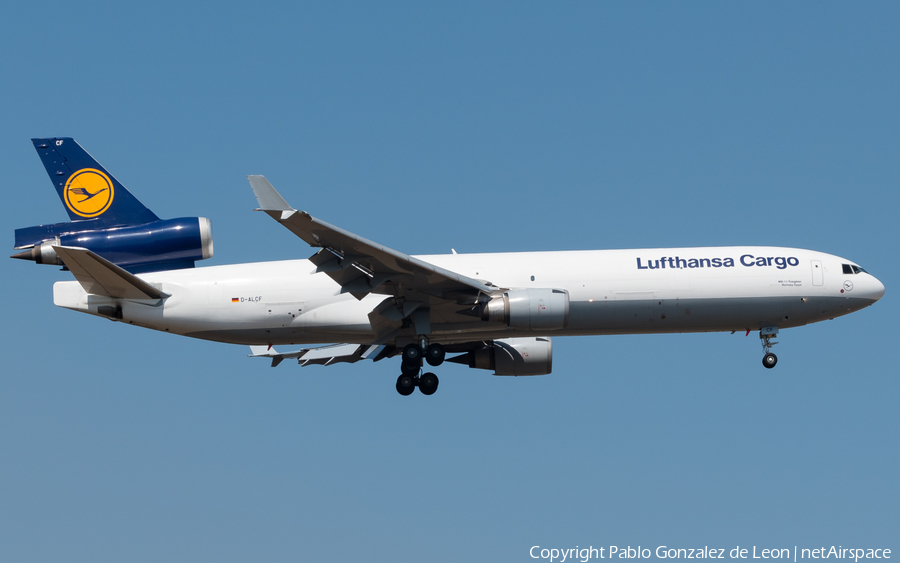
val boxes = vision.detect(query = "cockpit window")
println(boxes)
[842,264,870,274]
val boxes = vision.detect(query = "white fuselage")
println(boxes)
[53,246,884,346]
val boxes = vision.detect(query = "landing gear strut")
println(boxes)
[760,326,778,369]
[396,342,444,396]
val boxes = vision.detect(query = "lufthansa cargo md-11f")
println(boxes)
[13,138,885,396]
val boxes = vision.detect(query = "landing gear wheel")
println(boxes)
[396,374,416,396]
[419,372,439,395]
[759,327,779,369]
[400,361,420,377]
[402,344,422,363]
[425,343,445,367]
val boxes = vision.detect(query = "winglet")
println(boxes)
[53,246,169,300]
[248,175,292,211]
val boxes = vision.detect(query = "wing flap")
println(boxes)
[248,343,386,368]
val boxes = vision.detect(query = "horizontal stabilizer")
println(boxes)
[248,343,385,367]
[53,246,169,300]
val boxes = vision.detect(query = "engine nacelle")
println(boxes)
[482,288,570,330]
[454,337,553,376]
[12,217,213,273]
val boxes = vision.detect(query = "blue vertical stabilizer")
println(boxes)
[14,138,213,273]
[31,137,159,227]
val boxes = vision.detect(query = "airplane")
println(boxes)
[12,138,885,396]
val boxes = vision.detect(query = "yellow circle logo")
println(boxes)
[64,168,114,218]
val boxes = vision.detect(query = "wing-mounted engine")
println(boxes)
[13,217,213,273]
[447,337,553,376]
[480,288,570,330]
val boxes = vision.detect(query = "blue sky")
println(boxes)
[1,2,897,561]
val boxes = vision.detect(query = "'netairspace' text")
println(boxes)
[529,546,891,563]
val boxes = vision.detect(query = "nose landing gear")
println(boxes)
[397,342,445,396]
[760,326,778,369]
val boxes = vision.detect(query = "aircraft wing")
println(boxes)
[248,175,493,304]
[249,343,387,368]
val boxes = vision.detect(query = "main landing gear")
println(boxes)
[396,342,445,396]
[760,327,778,369]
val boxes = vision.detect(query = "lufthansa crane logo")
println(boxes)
[64,168,114,218]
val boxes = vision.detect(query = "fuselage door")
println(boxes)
[811,260,824,286]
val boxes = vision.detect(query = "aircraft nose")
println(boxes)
[865,275,885,302]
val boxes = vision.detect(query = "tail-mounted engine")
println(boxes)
[12,217,214,273]
[13,137,214,273]
[481,288,570,330]
[448,337,553,376]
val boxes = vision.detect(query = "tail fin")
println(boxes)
[32,138,159,227]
